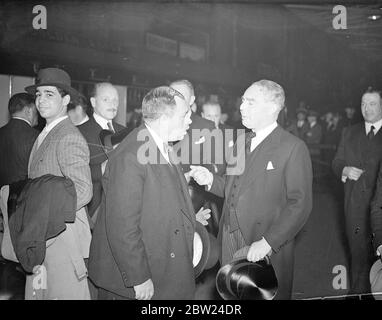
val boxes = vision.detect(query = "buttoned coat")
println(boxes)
[210,126,313,299]
[88,125,196,299]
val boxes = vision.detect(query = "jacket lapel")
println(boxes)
[29,119,67,173]
[238,126,282,194]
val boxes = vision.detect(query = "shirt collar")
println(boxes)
[365,118,382,135]
[93,112,110,130]
[77,115,89,126]
[253,122,278,140]
[44,116,68,133]
[12,117,31,126]
[145,123,169,162]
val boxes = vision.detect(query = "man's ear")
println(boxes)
[63,94,71,107]
[90,97,96,109]
[190,95,196,106]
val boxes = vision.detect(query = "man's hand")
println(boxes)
[342,166,364,181]
[196,207,211,226]
[188,165,213,186]
[247,238,272,263]
[134,279,154,300]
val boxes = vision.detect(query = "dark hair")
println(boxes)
[67,94,89,113]
[8,92,35,115]
[364,87,382,100]
[142,86,185,122]
[56,87,69,98]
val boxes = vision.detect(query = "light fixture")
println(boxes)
[368,14,381,20]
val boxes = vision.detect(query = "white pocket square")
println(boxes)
[266,161,275,170]
[195,136,206,144]
[228,140,234,148]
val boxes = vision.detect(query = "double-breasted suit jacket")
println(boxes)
[210,126,313,299]
[88,125,196,299]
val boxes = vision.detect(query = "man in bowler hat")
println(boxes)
[24,68,92,299]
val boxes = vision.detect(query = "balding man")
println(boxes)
[78,83,126,219]
[190,80,313,299]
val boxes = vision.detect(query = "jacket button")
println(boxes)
[355,227,360,234]
[170,253,175,258]
[174,229,180,235]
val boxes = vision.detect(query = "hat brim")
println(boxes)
[25,82,79,100]
[193,221,211,278]
[216,257,278,300]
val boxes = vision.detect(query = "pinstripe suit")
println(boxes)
[25,118,93,300]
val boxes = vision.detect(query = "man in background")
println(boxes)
[67,94,89,126]
[0,93,39,187]
[78,83,125,219]
[333,88,382,295]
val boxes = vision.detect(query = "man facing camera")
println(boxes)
[89,86,201,299]
[333,88,382,295]
[189,80,313,299]
[24,68,92,299]
[77,83,125,219]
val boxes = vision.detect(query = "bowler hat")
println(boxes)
[25,68,79,99]
[370,258,382,300]
[193,221,220,278]
[216,247,278,300]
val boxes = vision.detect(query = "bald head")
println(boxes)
[90,82,119,120]
[201,102,221,128]
[169,80,195,107]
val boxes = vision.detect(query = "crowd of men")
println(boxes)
[0,67,381,300]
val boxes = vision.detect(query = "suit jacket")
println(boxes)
[305,123,323,145]
[77,115,125,216]
[88,125,196,299]
[173,113,216,172]
[371,163,382,252]
[210,126,313,299]
[9,175,76,273]
[333,123,382,247]
[26,118,92,299]
[0,118,39,187]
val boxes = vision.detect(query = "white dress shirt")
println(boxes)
[145,124,170,164]
[37,116,68,149]
[93,112,114,131]
[12,116,32,126]
[249,122,278,153]
[365,118,382,135]
[76,115,89,126]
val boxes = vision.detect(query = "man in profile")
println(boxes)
[89,86,199,300]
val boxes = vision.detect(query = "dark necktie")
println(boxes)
[107,121,115,133]
[245,131,256,154]
[368,125,375,140]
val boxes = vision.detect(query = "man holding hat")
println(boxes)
[189,80,313,299]
[24,68,93,299]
